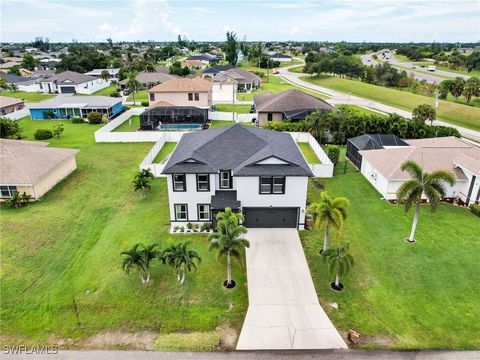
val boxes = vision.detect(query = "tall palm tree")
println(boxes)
[322,244,354,290]
[308,192,349,253]
[126,72,140,104]
[397,160,455,243]
[161,241,201,284]
[208,208,249,287]
[121,243,159,285]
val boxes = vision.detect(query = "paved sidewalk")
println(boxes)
[237,229,347,350]
[2,350,479,360]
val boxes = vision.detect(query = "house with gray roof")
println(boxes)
[0,73,39,92]
[37,71,111,94]
[254,89,334,126]
[163,124,313,229]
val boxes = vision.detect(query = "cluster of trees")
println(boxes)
[56,43,110,73]
[169,61,191,76]
[0,117,20,139]
[438,77,480,103]
[304,52,364,78]
[263,106,460,145]
[363,62,412,87]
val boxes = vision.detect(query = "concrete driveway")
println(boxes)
[237,229,347,350]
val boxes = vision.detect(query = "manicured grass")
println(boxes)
[341,105,384,116]
[301,75,480,131]
[152,142,176,163]
[209,120,252,128]
[215,104,252,114]
[297,142,320,164]
[112,115,140,132]
[127,90,148,103]
[288,66,304,73]
[0,91,54,102]
[302,163,480,348]
[236,76,329,101]
[92,85,119,96]
[0,117,248,349]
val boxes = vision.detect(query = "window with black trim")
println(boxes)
[197,204,210,221]
[194,93,199,101]
[149,93,155,101]
[173,174,186,191]
[188,93,193,101]
[196,174,210,191]
[175,204,188,221]
[259,176,285,194]
[0,185,18,198]
[267,113,273,121]
[220,171,231,189]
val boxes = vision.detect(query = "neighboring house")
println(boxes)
[36,71,110,94]
[182,60,208,69]
[358,136,480,205]
[254,89,334,126]
[346,134,410,169]
[0,61,22,71]
[186,53,217,64]
[0,73,39,92]
[38,59,60,70]
[29,95,123,120]
[202,64,236,78]
[0,96,25,115]
[162,124,313,229]
[268,52,293,62]
[141,78,212,129]
[211,68,261,102]
[319,47,335,53]
[0,139,78,200]
[84,68,120,81]
[118,71,175,90]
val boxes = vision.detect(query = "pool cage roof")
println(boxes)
[140,106,208,118]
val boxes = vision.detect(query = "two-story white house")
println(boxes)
[162,124,313,229]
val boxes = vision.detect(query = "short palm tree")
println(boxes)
[100,70,111,83]
[397,160,455,243]
[308,192,349,253]
[161,241,201,284]
[322,244,354,290]
[121,243,159,285]
[133,177,151,199]
[208,208,249,287]
[126,72,140,104]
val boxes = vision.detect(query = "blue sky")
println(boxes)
[1,0,479,42]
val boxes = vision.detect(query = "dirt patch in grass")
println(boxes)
[356,334,397,348]
[82,331,157,350]
[218,325,237,350]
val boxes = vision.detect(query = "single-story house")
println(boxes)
[38,71,110,94]
[346,134,410,169]
[0,139,79,200]
[0,61,21,71]
[182,60,208,69]
[186,53,218,64]
[268,52,293,62]
[141,78,212,130]
[0,73,39,92]
[29,95,123,120]
[0,96,25,115]
[359,136,480,205]
[84,68,120,80]
[211,68,261,103]
[254,89,334,126]
[162,124,313,229]
[202,64,236,78]
[118,71,175,90]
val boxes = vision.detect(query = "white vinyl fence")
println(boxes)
[208,111,256,123]
[4,108,29,120]
[139,132,184,177]
[288,132,334,178]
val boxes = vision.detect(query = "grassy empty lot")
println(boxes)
[0,118,248,350]
[302,152,480,349]
[214,104,252,113]
[236,76,330,101]
[113,115,140,132]
[152,142,176,163]
[301,75,480,131]
[0,91,54,102]
[297,142,320,163]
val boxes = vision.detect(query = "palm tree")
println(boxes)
[208,208,249,287]
[100,70,111,83]
[7,83,18,93]
[121,243,159,285]
[397,160,455,243]
[161,241,201,284]
[133,176,151,199]
[126,72,140,105]
[322,244,354,290]
[0,77,7,89]
[308,192,349,253]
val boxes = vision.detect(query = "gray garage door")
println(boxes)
[243,207,298,228]
[60,86,76,94]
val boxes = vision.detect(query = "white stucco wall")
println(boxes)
[212,83,236,103]
[58,78,109,95]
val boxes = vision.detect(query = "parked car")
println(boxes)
[427,65,436,72]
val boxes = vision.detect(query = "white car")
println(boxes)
[427,65,436,72]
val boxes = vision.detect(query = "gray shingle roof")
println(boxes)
[254,89,334,113]
[0,73,34,84]
[163,124,312,177]
[203,65,236,74]
[55,71,97,85]
[211,191,241,210]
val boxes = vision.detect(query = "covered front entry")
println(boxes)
[243,207,298,228]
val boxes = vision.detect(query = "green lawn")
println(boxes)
[214,104,252,113]
[113,115,140,132]
[92,85,119,96]
[127,90,148,103]
[0,91,54,102]
[152,142,176,163]
[301,75,480,131]
[302,157,480,349]
[341,105,384,116]
[209,120,252,128]
[236,76,330,101]
[0,117,248,350]
[288,66,304,73]
[297,142,320,163]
